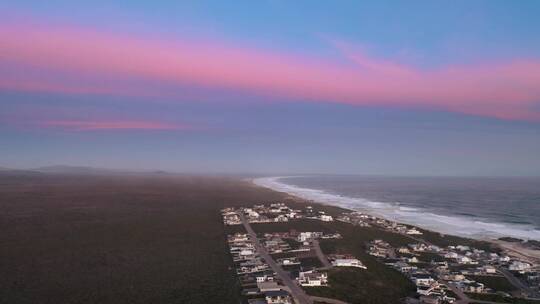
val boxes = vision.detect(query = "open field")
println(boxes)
[0,173,286,304]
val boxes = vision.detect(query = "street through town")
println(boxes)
[239,213,313,304]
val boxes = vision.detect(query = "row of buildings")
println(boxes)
[367,235,539,303]
[227,232,293,304]
[223,203,334,226]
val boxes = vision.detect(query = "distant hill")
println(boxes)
[32,165,172,175]
[34,165,118,174]
[0,165,173,176]
[0,167,42,175]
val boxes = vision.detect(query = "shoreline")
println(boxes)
[249,177,540,265]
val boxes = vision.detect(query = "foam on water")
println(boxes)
[253,176,540,240]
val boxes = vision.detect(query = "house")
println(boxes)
[393,261,417,273]
[456,245,470,251]
[457,256,477,265]
[407,228,423,235]
[417,285,436,296]
[407,256,420,264]
[297,271,328,286]
[332,258,367,269]
[499,255,511,263]
[320,215,333,222]
[274,215,289,222]
[240,249,255,257]
[509,261,532,273]
[257,281,281,292]
[410,243,428,252]
[413,273,435,286]
[277,257,300,266]
[442,272,465,282]
[297,232,322,242]
[398,247,411,254]
[462,282,484,293]
[255,272,275,282]
[482,265,497,274]
[265,290,292,304]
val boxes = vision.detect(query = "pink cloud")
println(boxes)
[42,120,190,131]
[1,20,539,121]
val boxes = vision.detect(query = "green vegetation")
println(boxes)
[253,219,416,303]
[283,238,302,250]
[417,252,446,263]
[467,275,517,292]
[449,264,480,271]
[0,173,286,304]
[316,224,416,303]
[499,237,524,243]
[467,293,540,303]
[299,257,322,269]
[305,267,415,304]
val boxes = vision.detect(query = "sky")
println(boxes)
[1,0,539,175]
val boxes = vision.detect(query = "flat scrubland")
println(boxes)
[0,173,284,304]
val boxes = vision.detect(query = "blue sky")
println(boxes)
[1,0,539,175]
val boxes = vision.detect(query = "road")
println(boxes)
[312,239,332,269]
[498,267,539,298]
[311,296,349,304]
[239,213,313,304]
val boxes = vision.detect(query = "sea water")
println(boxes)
[254,175,540,241]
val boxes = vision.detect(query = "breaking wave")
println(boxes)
[253,176,540,241]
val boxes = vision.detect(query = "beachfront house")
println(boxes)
[332,258,367,269]
[406,228,423,235]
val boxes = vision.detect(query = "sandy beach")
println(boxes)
[251,178,540,266]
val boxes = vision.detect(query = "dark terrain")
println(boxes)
[0,173,284,304]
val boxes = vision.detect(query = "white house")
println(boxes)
[457,256,476,265]
[320,215,334,222]
[483,265,497,274]
[462,282,484,293]
[297,232,322,242]
[332,258,367,269]
[297,271,328,287]
[265,290,292,304]
[509,261,532,273]
[413,274,435,286]
[240,249,255,257]
[406,228,423,235]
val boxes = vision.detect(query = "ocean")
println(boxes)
[253,175,540,241]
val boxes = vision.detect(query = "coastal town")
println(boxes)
[222,202,540,304]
